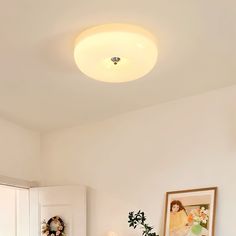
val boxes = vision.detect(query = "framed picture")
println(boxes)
[164,187,217,236]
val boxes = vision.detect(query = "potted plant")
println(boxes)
[128,210,159,236]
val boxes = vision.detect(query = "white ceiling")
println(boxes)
[0,0,236,131]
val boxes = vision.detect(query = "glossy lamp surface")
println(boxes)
[74,24,158,83]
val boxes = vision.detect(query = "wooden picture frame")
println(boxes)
[164,187,217,236]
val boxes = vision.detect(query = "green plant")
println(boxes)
[128,210,159,236]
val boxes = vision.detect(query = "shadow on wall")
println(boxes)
[86,186,167,236]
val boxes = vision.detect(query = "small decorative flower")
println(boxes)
[188,213,193,223]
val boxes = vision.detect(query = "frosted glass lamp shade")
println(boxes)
[74,24,158,83]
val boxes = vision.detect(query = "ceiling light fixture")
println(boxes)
[74,24,158,83]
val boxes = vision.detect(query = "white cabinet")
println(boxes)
[30,186,86,236]
[0,185,29,236]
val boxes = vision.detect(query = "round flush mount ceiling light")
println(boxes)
[74,24,158,83]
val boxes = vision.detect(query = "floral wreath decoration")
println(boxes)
[42,216,66,236]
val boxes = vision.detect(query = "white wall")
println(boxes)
[41,85,236,236]
[0,118,40,181]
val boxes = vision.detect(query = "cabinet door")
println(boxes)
[30,186,86,236]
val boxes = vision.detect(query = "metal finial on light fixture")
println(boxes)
[111,57,121,65]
